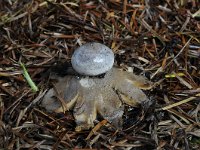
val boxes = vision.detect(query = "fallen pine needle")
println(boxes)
[165,72,185,78]
[20,62,39,92]
[86,120,108,140]
[162,93,200,110]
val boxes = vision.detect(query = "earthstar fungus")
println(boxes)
[41,42,152,131]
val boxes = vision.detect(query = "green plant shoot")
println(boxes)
[20,62,38,92]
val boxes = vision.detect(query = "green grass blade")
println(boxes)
[20,62,39,92]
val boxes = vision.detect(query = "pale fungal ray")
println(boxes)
[42,68,152,131]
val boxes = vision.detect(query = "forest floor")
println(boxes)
[0,0,200,149]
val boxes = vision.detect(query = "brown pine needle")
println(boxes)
[86,120,108,140]
[162,93,200,110]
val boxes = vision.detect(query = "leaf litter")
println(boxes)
[0,0,199,149]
